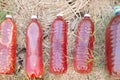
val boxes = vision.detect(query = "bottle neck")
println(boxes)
[115,11,120,16]
[57,16,63,19]
[31,18,37,21]
[6,17,12,21]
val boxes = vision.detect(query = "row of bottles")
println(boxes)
[0,14,94,78]
[0,5,120,78]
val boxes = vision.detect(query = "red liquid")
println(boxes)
[25,18,43,78]
[0,17,16,74]
[50,16,67,74]
[106,14,120,77]
[74,16,94,73]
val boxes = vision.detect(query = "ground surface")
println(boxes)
[0,0,120,80]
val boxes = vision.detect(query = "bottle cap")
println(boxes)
[114,5,120,15]
[31,15,37,19]
[84,14,91,17]
[57,13,63,16]
[6,15,12,18]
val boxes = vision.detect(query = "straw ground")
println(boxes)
[0,0,120,80]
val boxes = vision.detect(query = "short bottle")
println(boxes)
[105,6,120,77]
[0,15,16,74]
[50,14,68,74]
[74,14,94,73]
[25,15,43,78]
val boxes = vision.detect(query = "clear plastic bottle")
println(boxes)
[0,15,16,74]
[50,14,68,74]
[25,15,43,78]
[74,14,94,73]
[106,6,120,77]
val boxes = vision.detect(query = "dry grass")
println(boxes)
[0,0,120,80]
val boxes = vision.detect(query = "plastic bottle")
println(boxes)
[74,14,94,73]
[25,15,43,78]
[105,6,120,77]
[0,15,16,74]
[50,14,68,74]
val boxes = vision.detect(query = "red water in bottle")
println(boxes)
[105,6,120,77]
[50,14,68,74]
[25,15,43,78]
[0,15,16,74]
[74,14,94,73]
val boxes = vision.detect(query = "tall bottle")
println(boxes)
[25,15,43,78]
[50,14,68,74]
[0,15,16,74]
[105,6,120,77]
[74,14,94,73]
